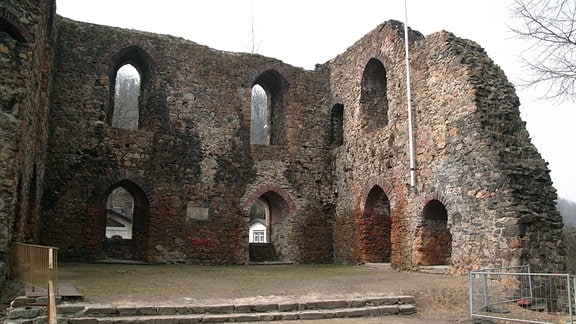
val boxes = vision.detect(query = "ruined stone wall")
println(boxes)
[41,18,334,263]
[329,21,564,274]
[1,1,563,273]
[0,0,55,272]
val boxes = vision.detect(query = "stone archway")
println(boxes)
[414,199,452,266]
[100,180,150,261]
[358,185,392,263]
[244,185,297,262]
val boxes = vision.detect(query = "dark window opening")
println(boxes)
[329,104,344,148]
[415,199,452,266]
[0,18,26,42]
[360,58,389,128]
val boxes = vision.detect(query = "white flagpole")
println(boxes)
[404,0,416,189]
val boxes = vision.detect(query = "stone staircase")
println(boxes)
[6,295,416,323]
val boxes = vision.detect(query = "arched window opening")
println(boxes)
[112,64,140,130]
[105,187,134,239]
[0,17,26,42]
[101,180,150,261]
[359,186,392,263]
[250,84,269,144]
[252,70,288,146]
[415,199,452,266]
[329,104,344,148]
[360,58,389,127]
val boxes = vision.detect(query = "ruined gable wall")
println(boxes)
[42,18,334,263]
[329,21,421,266]
[0,0,55,270]
[410,31,563,273]
[330,20,564,273]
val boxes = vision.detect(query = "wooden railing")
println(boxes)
[8,242,58,294]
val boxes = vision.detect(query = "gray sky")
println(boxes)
[56,0,576,201]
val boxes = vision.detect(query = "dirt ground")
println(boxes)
[49,262,471,322]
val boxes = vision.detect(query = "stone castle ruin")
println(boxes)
[0,0,566,277]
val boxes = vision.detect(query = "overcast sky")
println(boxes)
[56,0,576,201]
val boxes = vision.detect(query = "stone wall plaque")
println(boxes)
[187,203,210,221]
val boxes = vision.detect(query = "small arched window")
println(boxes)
[112,64,141,130]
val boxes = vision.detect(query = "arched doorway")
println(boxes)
[248,191,290,262]
[358,185,392,263]
[101,180,149,261]
[414,199,452,266]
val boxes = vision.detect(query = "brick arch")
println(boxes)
[89,169,157,206]
[243,184,297,215]
[109,45,155,84]
[420,192,453,227]
[87,169,156,261]
[250,63,292,85]
[360,177,394,210]
[0,8,29,42]
[415,192,453,266]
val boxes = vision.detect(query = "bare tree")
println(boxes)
[113,64,140,129]
[510,0,576,102]
[251,84,268,144]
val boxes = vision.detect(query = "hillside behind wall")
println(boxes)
[329,21,564,274]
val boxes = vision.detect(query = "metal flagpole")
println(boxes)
[404,0,416,189]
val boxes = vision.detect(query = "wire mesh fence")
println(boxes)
[469,266,573,323]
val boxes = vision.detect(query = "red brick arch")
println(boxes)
[360,177,394,210]
[421,192,453,226]
[243,184,297,214]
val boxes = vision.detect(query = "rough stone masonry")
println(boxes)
[0,0,565,278]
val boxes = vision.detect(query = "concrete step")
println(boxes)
[6,295,416,323]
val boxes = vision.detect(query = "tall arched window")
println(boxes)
[251,84,269,144]
[251,70,288,146]
[112,64,141,130]
[360,58,389,128]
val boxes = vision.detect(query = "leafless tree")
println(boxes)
[251,84,268,144]
[113,64,140,129]
[510,0,576,102]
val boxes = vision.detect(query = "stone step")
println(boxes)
[6,295,416,323]
[419,265,451,274]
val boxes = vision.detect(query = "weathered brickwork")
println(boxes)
[0,0,55,277]
[0,2,565,276]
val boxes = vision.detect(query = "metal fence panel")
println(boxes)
[469,266,573,324]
